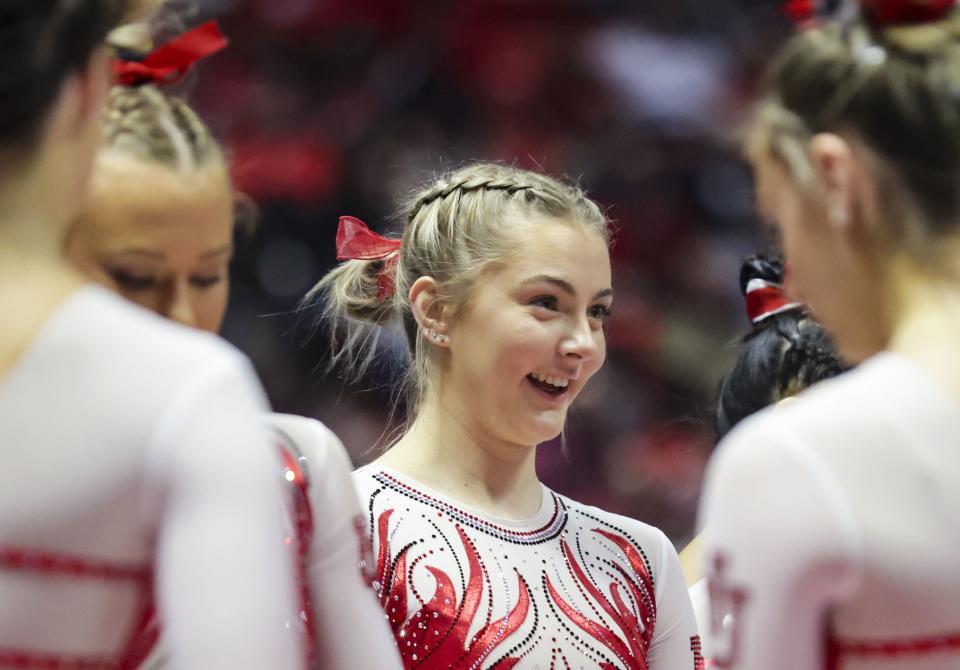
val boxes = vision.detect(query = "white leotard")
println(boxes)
[266,414,403,670]
[0,286,301,670]
[354,464,702,669]
[700,353,960,670]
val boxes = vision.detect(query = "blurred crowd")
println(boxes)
[182,0,792,543]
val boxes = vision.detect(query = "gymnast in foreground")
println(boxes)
[701,1,960,668]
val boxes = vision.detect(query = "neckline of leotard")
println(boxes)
[368,467,568,544]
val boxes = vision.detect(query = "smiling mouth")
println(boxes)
[526,373,569,396]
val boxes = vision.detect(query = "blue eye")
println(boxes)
[531,295,559,311]
[588,304,612,321]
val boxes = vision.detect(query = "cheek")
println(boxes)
[774,203,822,298]
[117,288,158,313]
[491,324,544,376]
[461,313,546,384]
[595,332,608,369]
[776,203,806,256]
[64,233,104,281]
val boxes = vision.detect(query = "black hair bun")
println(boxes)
[738,254,786,296]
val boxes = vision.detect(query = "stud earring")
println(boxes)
[425,329,448,345]
[829,201,848,227]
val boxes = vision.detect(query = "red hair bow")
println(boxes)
[745,278,804,324]
[112,21,228,87]
[784,0,818,23]
[859,0,955,25]
[784,0,955,26]
[335,216,402,300]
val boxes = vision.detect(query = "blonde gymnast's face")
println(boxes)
[443,217,612,447]
[66,151,235,333]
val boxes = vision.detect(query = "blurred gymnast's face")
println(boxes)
[66,151,234,333]
[752,146,887,363]
[443,217,612,447]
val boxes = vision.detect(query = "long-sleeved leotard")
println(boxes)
[0,286,301,670]
[700,353,960,670]
[134,414,404,670]
[268,414,403,670]
[354,465,702,670]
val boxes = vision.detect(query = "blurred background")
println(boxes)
[178,0,790,546]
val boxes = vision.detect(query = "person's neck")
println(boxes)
[376,390,543,520]
[0,198,84,376]
[0,197,74,283]
[887,244,960,403]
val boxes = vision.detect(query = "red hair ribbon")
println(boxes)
[112,21,228,87]
[784,0,818,23]
[745,278,804,325]
[784,0,955,26]
[859,0,955,25]
[335,216,402,300]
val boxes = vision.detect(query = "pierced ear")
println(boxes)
[809,133,855,230]
[408,276,450,346]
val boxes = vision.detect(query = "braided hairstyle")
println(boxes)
[102,84,221,173]
[715,255,845,442]
[100,9,222,176]
[0,0,129,153]
[304,162,610,416]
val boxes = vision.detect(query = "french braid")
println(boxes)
[102,84,220,172]
[305,162,610,419]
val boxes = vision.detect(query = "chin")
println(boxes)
[523,416,567,445]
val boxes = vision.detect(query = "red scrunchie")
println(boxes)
[745,278,804,324]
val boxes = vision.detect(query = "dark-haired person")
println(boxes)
[700,1,960,668]
[681,255,844,659]
[64,23,403,669]
[0,4,299,668]
[714,255,844,443]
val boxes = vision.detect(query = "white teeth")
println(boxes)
[531,373,569,389]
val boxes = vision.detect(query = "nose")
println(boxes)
[558,316,600,361]
[163,279,197,329]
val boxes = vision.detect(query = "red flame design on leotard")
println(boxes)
[545,529,657,670]
[375,509,529,669]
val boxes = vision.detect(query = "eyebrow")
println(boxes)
[201,244,234,259]
[103,244,234,261]
[523,275,614,301]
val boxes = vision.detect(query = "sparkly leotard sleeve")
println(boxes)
[266,414,403,669]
